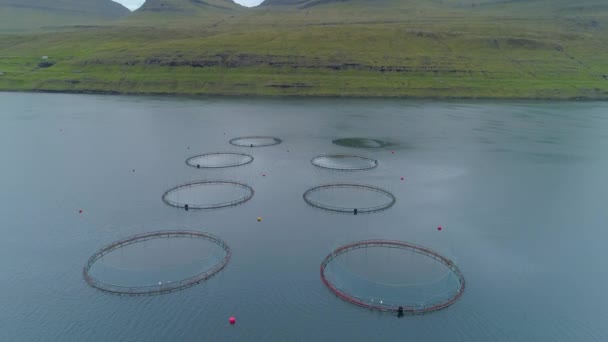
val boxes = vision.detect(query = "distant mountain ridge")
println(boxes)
[128,0,241,21]
[0,0,130,31]
[0,0,130,16]
[260,0,357,7]
[138,0,241,12]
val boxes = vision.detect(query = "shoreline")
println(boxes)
[2,88,607,102]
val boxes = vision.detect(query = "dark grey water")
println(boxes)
[1,93,607,341]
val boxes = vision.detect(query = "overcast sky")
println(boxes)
[114,0,263,10]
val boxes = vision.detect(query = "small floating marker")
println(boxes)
[257,217,262,222]
[184,204,189,211]
[229,317,236,325]
[79,209,83,214]
[437,226,443,231]
[400,177,404,181]
[353,208,358,215]
[132,169,135,173]
[391,151,395,154]
[262,173,266,177]
[196,164,201,169]
[250,144,254,148]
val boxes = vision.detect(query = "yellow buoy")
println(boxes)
[257,217,262,222]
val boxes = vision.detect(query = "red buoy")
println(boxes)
[229,317,236,325]
[79,210,83,214]
[437,226,443,231]
[262,174,266,177]
[400,177,404,181]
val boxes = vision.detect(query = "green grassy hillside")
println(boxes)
[0,0,130,32]
[0,0,606,98]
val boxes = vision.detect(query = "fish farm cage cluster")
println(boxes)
[83,231,231,296]
[83,135,465,316]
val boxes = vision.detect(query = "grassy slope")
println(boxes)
[0,0,607,98]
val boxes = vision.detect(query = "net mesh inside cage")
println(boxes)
[311,155,378,171]
[303,184,395,214]
[186,153,254,169]
[332,138,391,149]
[83,230,231,295]
[229,136,282,147]
[162,181,254,209]
[320,240,465,314]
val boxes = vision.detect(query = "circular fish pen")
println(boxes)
[229,136,282,147]
[311,155,378,171]
[303,184,395,214]
[83,230,231,295]
[332,138,392,149]
[186,153,254,169]
[162,181,254,210]
[320,240,465,314]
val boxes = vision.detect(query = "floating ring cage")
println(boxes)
[303,184,396,214]
[320,240,465,314]
[186,153,254,169]
[332,138,392,149]
[83,230,231,296]
[162,180,254,210]
[311,155,378,171]
[229,136,282,147]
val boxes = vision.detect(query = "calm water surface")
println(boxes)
[1,93,607,341]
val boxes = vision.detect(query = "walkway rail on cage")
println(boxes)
[303,184,396,214]
[162,180,254,210]
[311,155,378,171]
[83,230,231,296]
[229,136,282,147]
[186,153,254,169]
[320,240,465,314]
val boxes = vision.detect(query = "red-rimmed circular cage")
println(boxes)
[320,240,465,314]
